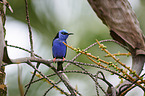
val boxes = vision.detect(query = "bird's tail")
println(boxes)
[57,62,63,71]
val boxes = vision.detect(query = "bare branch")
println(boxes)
[26,60,70,96]
[24,62,40,96]
[24,0,34,57]
[43,80,61,96]
[96,71,117,96]
[64,39,129,70]
[7,44,42,58]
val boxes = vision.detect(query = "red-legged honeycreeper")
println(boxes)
[52,29,73,71]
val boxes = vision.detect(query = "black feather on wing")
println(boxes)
[52,32,59,58]
[53,32,59,41]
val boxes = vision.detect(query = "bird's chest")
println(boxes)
[54,40,66,48]
[52,40,67,58]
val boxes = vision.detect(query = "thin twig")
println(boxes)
[96,71,116,96]
[96,40,142,82]
[105,52,131,57]
[24,0,34,57]
[43,80,62,96]
[64,39,130,70]
[25,72,57,87]
[24,62,40,96]
[95,72,100,96]
[119,73,145,95]
[7,44,42,58]
[26,60,70,96]
[7,43,42,94]
[54,72,78,96]
[25,70,94,87]
[100,39,130,52]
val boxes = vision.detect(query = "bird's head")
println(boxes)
[58,29,73,40]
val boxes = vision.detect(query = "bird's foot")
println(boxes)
[63,57,65,61]
[53,58,56,62]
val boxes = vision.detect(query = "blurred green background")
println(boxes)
[4,0,145,96]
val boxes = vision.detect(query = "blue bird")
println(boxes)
[52,29,73,71]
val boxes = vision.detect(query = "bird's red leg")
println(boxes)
[53,58,56,62]
[63,57,65,61]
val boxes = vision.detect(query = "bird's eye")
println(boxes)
[61,32,68,35]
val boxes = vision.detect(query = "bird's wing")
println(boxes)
[52,33,59,58]
[53,32,59,42]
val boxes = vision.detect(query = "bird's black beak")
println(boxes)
[68,33,73,35]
